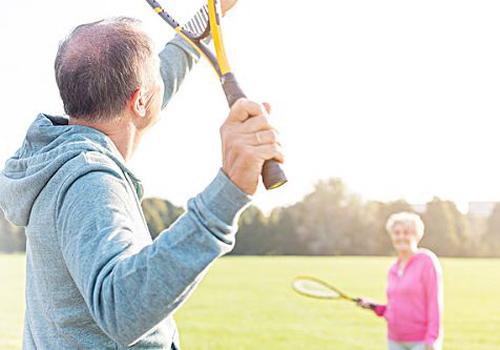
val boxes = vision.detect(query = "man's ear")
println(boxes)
[130,87,147,118]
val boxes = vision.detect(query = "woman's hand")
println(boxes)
[356,298,376,310]
[425,344,435,350]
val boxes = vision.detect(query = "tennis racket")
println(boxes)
[145,0,287,190]
[292,276,376,310]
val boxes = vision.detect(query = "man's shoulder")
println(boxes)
[56,151,129,196]
[61,150,123,176]
[81,150,123,169]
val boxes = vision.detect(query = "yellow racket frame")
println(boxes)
[208,0,231,75]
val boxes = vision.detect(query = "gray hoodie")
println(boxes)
[0,36,251,349]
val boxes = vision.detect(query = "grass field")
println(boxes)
[1,255,499,349]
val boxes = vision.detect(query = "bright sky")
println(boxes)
[1,0,500,213]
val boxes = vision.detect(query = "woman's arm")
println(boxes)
[422,254,444,346]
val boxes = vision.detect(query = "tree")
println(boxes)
[232,206,272,255]
[365,200,414,255]
[270,179,370,255]
[141,198,185,239]
[484,203,500,256]
[1,180,489,257]
[0,209,26,253]
[421,197,461,256]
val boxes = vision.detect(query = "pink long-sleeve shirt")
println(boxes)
[373,249,443,344]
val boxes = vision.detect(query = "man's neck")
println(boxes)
[68,114,140,162]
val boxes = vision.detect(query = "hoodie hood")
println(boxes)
[0,113,140,227]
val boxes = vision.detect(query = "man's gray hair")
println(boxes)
[55,17,155,120]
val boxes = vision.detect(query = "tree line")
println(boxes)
[2,178,500,256]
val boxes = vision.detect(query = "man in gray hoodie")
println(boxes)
[0,5,283,350]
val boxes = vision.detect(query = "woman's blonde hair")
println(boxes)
[385,211,425,240]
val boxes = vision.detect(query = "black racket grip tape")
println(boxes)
[221,73,287,190]
[222,72,246,107]
[354,297,378,310]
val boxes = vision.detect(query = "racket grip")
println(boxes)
[221,73,287,190]
[354,297,377,310]
[221,72,246,107]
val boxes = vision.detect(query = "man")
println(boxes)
[0,3,283,349]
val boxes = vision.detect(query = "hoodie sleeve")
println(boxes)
[56,167,251,347]
[422,254,443,345]
[160,34,201,109]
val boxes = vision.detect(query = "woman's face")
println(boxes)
[390,223,419,254]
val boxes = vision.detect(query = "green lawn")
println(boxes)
[1,255,499,349]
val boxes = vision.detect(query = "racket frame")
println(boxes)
[145,0,222,77]
[145,0,288,190]
[292,276,359,302]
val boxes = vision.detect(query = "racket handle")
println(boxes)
[221,72,246,108]
[354,297,377,310]
[221,73,287,190]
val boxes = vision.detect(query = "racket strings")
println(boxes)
[293,279,341,299]
[183,5,210,39]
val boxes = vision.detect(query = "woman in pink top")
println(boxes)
[358,212,444,350]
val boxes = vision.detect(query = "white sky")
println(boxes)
[1,0,500,213]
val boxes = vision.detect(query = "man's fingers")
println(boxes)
[262,102,272,114]
[221,0,238,16]
[220,97,282,194]
[220,116,277,151]
[227,98,267,123]
[244,129,280,146]
[240,115,272,133]
[253,144,284,164]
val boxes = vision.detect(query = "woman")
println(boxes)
[358,212,443,350]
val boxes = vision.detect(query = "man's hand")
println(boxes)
[221,0,238,16]
[220,99,283,195]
